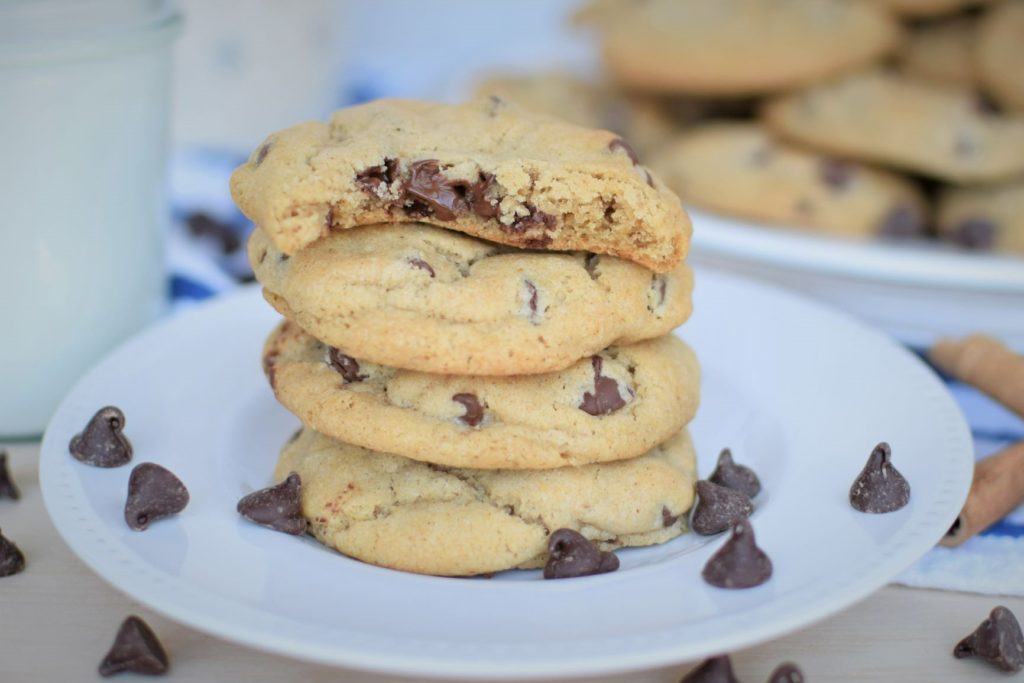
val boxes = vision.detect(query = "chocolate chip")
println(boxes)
[662,506,679,527]
[849,442,910,514]
[679,655,740,683]
[951,217,996,250]
[124,463,190,531]
[99,615,169,677]
[0,529,25,577]
[254,142,271,166]
[709,448,761,499]
[878,204,924,239]
[692,480,754,536]
[185,212,241,254]
[819,158,854,191]
[0,451,19,501]
[648,275,668,313]
[583,254,600,280]
[543,528,619,579]
[467,172,498,219]
[522,279,541,324]
[579,355,631,416]
[702,519,773,589]
[237,472,307,535]
[509,206,556,235]
[407,257,436,277]
[328,348,367,383]
[767,663,805,683]
[453,393,484,426]
[69,406,133,468]
[402,159,467,220]
[609,137,641,165]
[954,606,1024,672]
[356,157,398,193]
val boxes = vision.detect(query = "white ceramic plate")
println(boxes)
[690,209,1024,350]
[39,270,972,680]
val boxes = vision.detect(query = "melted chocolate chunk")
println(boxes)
[849,442,910,514]
[819,158,854,191]
[356,157,398,193]
[767,663,806,683]
[69,406,133,468]
[99,616,169,677]
[185,212,241,254]
[124,463,190,531]
[237,472,307,535]
[702,519,773,589]
[254,142,271,166]
[453,393,484,427]
[0,451,19,501]
[578,356,631,416]
[954,606,1024,672]
[407,257,436,277]
[328,348,367,383]
[692,480,754,536]
[709,448,761,499]
[662,506,680,527]
[509,206,556,235]
[543,528,619,579]
[0,529,25,577]
[951,217,996,250]
[878,204,924,239]
[403,159,467,220]
[609,137,641,165]
[679,655,740,683]
[467,172,498,219]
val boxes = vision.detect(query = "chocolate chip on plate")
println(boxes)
[543,528,619,580]
[767,662,806,682]
[679,655,740,683]
[237,472,307,535]
[692,480,754,536]
[702,519,773,589]
[0,529,25,577]
[954,606,1024,672]
[579,356,632,416]
[69,406,133,468]
[99,615,169,677]
[124,464,189,531]
[0,451,19,500]
[849,442,910,514]
[709,448,761,499]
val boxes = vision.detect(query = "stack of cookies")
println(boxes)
[231,98,700,577]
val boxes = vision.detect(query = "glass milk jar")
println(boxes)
[0,0,181,436]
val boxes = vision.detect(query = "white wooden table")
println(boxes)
[2,441,1019,682]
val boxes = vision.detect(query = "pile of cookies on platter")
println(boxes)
[480,0,1024,257]
[230,97,703,577]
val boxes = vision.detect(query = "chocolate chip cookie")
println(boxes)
[592,0,901,96]
[763,70,1024,183]
[651,123,927,239]
[897,16,978,88]
[263,320,700,470]
[275,427,697,576]
[937,180,1024,254]
[976,0,1024,114]
[230,98,690,273]
[250,224,693,376]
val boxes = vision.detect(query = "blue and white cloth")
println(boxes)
[168,151,1024,597]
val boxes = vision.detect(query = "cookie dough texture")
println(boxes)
[595,0,901,96]
[263,321,700,470]
[976,1,1024,113]
[250,224,693,376]
[230,98,690,273]
[276,427,698,576]
[763,70,1024,183]
[651,123,927,238]
[937,181,1024,255]
[897,16,977,88]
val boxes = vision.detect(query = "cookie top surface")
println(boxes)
[937,181,1024,254]
[897,16,978,88]
[230,97,691,272]
[594,0,901,96]
[870,0,994,17]
[263,320,700,470]
[250,224,693,376]
[275,427,697,576]
[976,0,1024,113]
[651,123,927,239]
[763,70,1024,183]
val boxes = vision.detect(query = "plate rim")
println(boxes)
[39,274,974,680]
